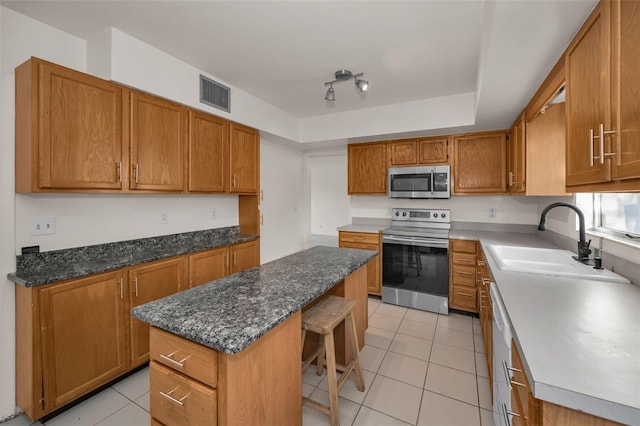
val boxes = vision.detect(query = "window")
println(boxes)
[594,193,640,238]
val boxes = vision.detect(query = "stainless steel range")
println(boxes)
[382,208,450,315]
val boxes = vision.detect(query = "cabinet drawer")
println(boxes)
[451,252,476,266]
[451,265,476,286]
[450,239,477,254]
[339,242,379,252]
[150,327,217,388]
[151,362,216,426]
[451,286,478,310]
[339,231,379,245]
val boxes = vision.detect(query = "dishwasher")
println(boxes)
[491,283,513,426]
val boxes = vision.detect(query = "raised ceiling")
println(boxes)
[2,0,597,131]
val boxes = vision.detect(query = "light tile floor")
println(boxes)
[4,298,493,426]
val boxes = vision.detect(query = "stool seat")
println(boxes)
[301,295,364,426]
[302,296,356,335]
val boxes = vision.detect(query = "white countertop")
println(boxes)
[471,232,640,425]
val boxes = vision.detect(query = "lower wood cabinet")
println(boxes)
[338,231,382,295]
[449,239,478,313]
[38,271,129,411]
[15,240,259,421]
[129,257,187,367]
[478,248,493,389]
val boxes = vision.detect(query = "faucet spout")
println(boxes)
[538,202,591,262]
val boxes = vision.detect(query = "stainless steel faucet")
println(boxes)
[537,202,592,263]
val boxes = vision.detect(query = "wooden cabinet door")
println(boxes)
[348,143,388,194]
[129,257,187,366]
[418,137,449,164]
[565,2,611,186]
[189,247,229,288]
[230,240,260,274]
[130,91,186,191]
[229,123,259,193]
[188,110,229,192]
[508,115,526,193]
[452,132,507,194]
[39,271,128,410]
[37,60,124,190]
[389,140,418,166]
[611,0,640,181]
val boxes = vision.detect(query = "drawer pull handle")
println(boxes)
[159,387,190,407]
[457,271,473,276]
[458,259,472,263]
[160,351,191,368]
[506,366,522,373]
[477,261,486,266]
[510,379,527,388]
[458,292,473,297]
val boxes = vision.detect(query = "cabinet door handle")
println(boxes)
[225,254,229,271]
[508,171,513,187]
[233,252,237,266]
[119,278,124,300]
[589,128,595,167]
[260,214,263,225]
[159,387,190,407]
[134,277,138,297]
[133,163,139,184]
[116,162,122,183]
[592,124,617,166]
[232,173,237,188]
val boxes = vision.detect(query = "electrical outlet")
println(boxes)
[489,208,497,219]
[31,217,56,236]
[160,212,169,224]
[211,208,217,218]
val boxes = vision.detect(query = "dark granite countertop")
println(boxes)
[131,246,377,354]
[8,226,258,287]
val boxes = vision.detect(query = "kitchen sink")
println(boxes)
[487,244,630,284]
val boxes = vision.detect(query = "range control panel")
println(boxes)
[390,208,451,224]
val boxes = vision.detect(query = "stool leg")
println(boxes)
[324,331,340,426]
[316,334,325,376]
[347,312,365,392]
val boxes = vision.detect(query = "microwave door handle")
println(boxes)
[431,170,435,195]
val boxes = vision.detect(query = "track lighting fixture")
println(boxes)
[324,69,368,101]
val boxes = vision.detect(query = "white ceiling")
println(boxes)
[2,0,597,134]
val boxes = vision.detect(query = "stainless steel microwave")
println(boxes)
[388,165,451,199]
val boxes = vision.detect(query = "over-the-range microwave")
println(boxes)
[388,165,451,199]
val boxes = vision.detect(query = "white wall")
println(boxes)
[259,138,306,263]
[307,152,351,235]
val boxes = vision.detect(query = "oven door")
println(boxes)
[382,235,449,297]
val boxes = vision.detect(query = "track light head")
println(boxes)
[325,85,335,101]
[355,78,369,93]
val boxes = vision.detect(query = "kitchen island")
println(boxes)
[132,246,376,426]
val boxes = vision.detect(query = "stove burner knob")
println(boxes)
[402,212,407,217]
[441,213,447,218]
[433,213,438,218]
[395,212,400,216]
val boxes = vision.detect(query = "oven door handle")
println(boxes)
[383,235,449,248]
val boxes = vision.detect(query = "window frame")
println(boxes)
[592,193,640,241]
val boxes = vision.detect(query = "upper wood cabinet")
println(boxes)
[128,257,187,367]
[130,91,186,192]
[229,123,259,194]
[348,142,388,194]
[15,58,126,192]
[389,137,449,166]
[38,271,129,412]
[565,0,640,191]
[508,115,526,194]
[188,110,229,192]
[452,131,507,194]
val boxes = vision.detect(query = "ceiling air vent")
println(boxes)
[200,75,230,113]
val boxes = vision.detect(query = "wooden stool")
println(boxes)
[301,295,365,426]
